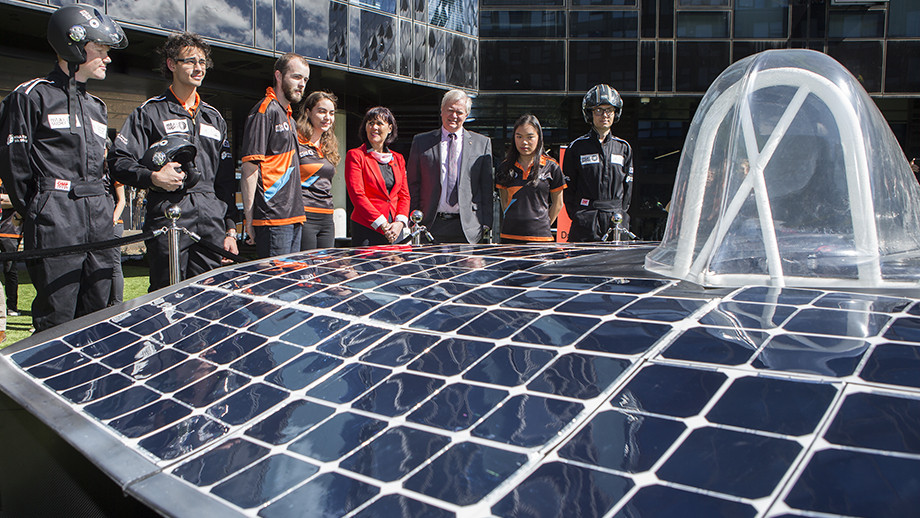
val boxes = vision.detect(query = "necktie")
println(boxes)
[447,133,459,206]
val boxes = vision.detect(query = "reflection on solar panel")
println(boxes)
[2,243,920,517]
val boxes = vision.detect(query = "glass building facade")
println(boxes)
[18,0,479,90]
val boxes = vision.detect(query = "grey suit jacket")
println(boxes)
[407,128,494,243]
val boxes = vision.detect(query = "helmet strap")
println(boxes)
[67,61,79,135]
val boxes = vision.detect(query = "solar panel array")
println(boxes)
[2,244,920,517]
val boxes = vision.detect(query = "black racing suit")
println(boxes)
[0,66,114,331]
[109,88,237,291]
[562,128,635,242]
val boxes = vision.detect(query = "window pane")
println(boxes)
[446,34,478,90]
[886,41,920,93]
[356,0,396,14]
[677,0,729,5]
[733,41,786,62]
[827,41,882,93]
[888,0,920,37]
[659,41,673,92]
[675,41,729,91]
[660,0,674,38]
[735,0,788,39]
[570,0,636,7]
[107,0,184,31]
[482,0,563,6]
[294,0,332,60]
[480,40,565,90]
[828,11,884,38]
[276,0,294,53]
[569,11,639,37]
[189,0,254,45]
[358,10,397,74]
[642,0,657,37]
[641,41,655,91]
[676,12,729,38]
[430,0,478,35]
[569,41,638,93]
[256,0,273,49]
[480,11,566,38]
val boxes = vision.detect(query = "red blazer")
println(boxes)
[345,144,410,232]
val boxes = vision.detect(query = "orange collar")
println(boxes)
[169,85,200,117]
[266,87,292,117]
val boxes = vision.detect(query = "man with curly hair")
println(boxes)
[109,32,238,290]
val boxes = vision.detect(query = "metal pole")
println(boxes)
[165,205,182,285]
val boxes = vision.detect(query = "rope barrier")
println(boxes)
[180,228,246,264]
[0,227,245,264]
[0,229,164,262]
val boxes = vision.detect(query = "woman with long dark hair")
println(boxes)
[345,107,410,246]
[297,91,341,249]
[495,114,566,243]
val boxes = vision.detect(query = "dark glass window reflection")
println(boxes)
[294,0,333,60]
[446,34,478,90]
[886,41,920,93]
[481,41,565,91]
[678,0,728,5]
[357,0,397,14]
[569,41,638,93]
[827,41,882,93]
[828,10,884,38]
[107,0,184,31]
[569,11,638,38]
[275,0,295,53]
[359,10,398,74]
[480,11,566,38]
[734,0,787,39]
[188,0,253,44]
[676,12,729,38]
[888,1,920,37]
[675,42,729,91]
[482,0,563,6]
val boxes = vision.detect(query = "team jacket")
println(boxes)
[496,154,566,242]
[109,87,238,232]
[0,66,113,247]
[562,128,634,239]
[298,136,336,215]
[241,88,305,226]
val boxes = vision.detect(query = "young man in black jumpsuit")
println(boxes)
[109,32,238,291]
[563,84,635,242]
[0,5,127,332]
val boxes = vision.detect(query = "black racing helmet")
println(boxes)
[47,4,127,64]
[140,135,201,192]
[582,84,623,124]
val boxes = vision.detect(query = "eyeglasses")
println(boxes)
[593,107,617,116]
[175,57,208,67]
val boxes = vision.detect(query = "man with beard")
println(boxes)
[0,5,127,331]
[241,53,309,257]
[109,32,238,290]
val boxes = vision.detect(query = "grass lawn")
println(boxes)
[1,262,150,349]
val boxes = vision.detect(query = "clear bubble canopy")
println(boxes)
[645,49,920,289]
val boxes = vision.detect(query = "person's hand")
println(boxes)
[150,162,185,191]
[385,221,405,243]
[244,221,256,246]
[223,234,239,264]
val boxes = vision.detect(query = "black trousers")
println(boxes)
[0,237,19,311]
[428,215,465,244]
[28,251,112,332]
[351,221,389,247]
[302,212,335,250]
